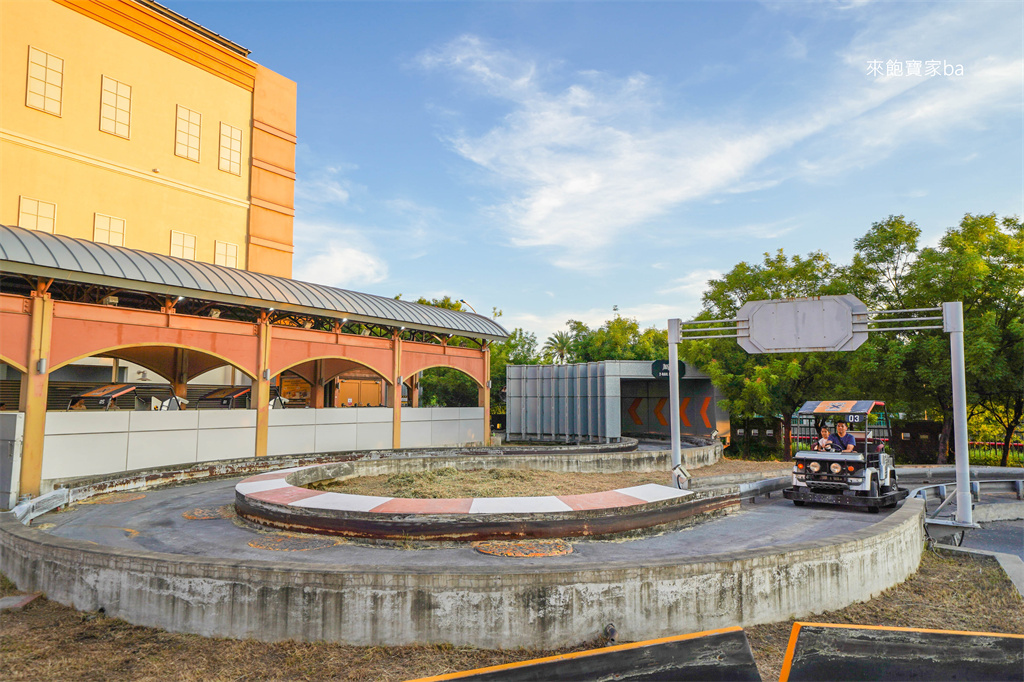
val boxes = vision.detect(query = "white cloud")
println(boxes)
[295,242,388,289]
[292,219,389,289]
[658,269,723,298]
[418,3,1020,267]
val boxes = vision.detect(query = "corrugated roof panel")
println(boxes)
[0,224,507,339]
[83,241,129,279]
[0,227,34,266]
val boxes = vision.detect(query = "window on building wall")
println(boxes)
[175,105,201,161]
[214,240,238,268]
[93,213,125,246]
[170,230,197,260]
[18,197,56,233]
[26,46,63,116]
[100,76,131,138]
[218,123,242,175]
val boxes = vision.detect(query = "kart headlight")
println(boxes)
[808,461,821,473]
[830,462,842,474]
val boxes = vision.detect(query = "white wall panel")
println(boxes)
[197,427,255,462]
[198,410,257,429]
[315,408,358,425]
[313,424,358,452]
[356,422,392,450]
[45,411,130,435]
[400,420,432,448]
[268,425,316,456]
[127,430,198,470]
[269,410,316,427]
[431,419,460,447]
[129,410,199,432]
[41,433,129,479]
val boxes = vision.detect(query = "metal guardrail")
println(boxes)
[12,488,68,524]
[912,479,1023,517]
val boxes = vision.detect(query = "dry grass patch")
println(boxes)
[311,457,791,498]
[745,549,1024,681]
[1,549,1019,681]
[311,467,667,498]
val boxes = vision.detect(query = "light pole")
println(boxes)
[459,299,477,314]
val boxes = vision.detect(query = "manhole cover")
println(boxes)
[82,492,146,505]
[247,535,340,552]
[183,505,234,520]
[474,539,574,557]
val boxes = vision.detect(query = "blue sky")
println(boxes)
[175,0,1023,342]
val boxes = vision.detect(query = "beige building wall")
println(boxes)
[0,0,295,276]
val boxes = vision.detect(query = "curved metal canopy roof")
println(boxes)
[0,225,508,340]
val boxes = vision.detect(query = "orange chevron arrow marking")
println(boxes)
[679,397,691,427]
[627,398,643,426]
[654,398,668,426]
[700,396,712,429]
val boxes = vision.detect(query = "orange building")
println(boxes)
[0,0,297,277]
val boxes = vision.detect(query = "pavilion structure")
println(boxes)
[0,224,507,496]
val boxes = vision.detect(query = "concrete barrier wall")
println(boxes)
[400,407,484,448]
[0,413,24,509]
[35,407,488,492]
[287,444,721,485]
[0,499,924,649]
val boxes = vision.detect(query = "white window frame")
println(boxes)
[218,122,243,175]
[100,76,132,139]
[18,196,56,233]
[26,46,63,117]
[214,240,238,268]
[93,213,125,246]
[170,230,197,260]
[175,105,201,162]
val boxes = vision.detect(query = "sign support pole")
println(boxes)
[668,318,682,469]
[943,302,973,526]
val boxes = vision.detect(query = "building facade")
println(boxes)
[1,0,297,277]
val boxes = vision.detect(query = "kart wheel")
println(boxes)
[793,500,806,507]
[867,476,880,513]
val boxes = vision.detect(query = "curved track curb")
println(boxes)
[0,497,924,649]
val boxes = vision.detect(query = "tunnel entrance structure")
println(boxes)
[505,360,728,444]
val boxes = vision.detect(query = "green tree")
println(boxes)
[568,316,667,362]
[488,328,539,407]
[681,249,850,458]
[904,214,1024,463]
[542,330,574,364]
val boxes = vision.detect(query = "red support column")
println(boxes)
[18,284,53,497]
[255,314,272,457]
[392,331,402,448]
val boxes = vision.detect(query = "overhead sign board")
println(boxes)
[736,295,868,354]
[652,359,686,379]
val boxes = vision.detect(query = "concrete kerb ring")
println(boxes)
[232,459,739,542]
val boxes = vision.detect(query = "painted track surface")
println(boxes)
[39,475,906,568]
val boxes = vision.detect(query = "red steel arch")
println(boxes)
[1,292,493,496]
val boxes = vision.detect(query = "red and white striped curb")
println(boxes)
[235,467,693,515]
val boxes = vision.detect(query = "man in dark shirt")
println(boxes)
[829,421,856,452]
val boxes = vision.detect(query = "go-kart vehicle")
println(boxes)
[783,400,909,513]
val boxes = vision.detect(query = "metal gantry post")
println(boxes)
[943,301,974,526]
[668,318,682,469]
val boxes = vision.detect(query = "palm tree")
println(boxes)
[543,330,574,364]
